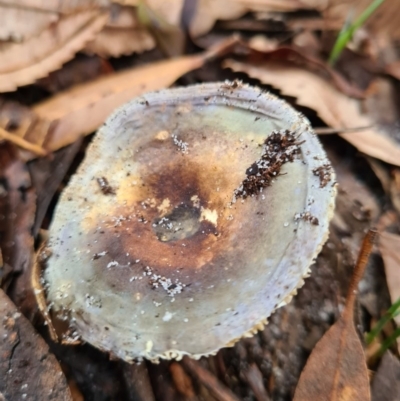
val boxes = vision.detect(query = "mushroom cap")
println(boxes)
[43,82,336,361]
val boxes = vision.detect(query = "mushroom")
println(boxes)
[38,82,336,362]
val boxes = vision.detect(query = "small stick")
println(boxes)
[0,126,47,156]
[241,363,271,401]
[314,125,374,135]
[345,228,378,319]
[123,361,156,401]
[182,356,241,401]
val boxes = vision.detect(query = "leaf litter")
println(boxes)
[0,289,72,401]
[0,11,108,92]
[223,58,400,166]
[1,1,400,400]
[0,36,238,157]
[293,229,377,401]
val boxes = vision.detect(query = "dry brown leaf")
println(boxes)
[0,6,59,42]
[84,4,155,57]
[223,59,400,166]
[84,26,155,56]
[293,229,376,401]
[0,11,108,92]
[113,0,139,5]
[137,0,185,57]
[33,55,205,150]
[0,0,110,13]
[236,0,320,12]
[146,0,184,26]
[0,289,72,401]
[28,39,237,154]
[189,0,247,37]
[379,231,400,353]
[248,35,279,53]
[384,61,400,81]
[249,47,367,98]
[371,351,400,401]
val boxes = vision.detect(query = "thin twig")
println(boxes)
[182,356,241,401]
[0,126,47,156]
[345,228,378,319]
[314,125,374,135]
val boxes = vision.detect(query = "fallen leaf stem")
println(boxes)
[314,125,374,135]
[345,229,378,318]
[182,356,241,401]
[0,126,47,156]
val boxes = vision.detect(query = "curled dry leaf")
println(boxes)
[84,4,155,57]
[84,25,155,57]
[223,59,400,166]
[189,0,247,37]
[145,0,185,26]
[137,0,186,57]
[248,47,367,99]
[378,231,400,353]
[0,289,72,401]
[293,229,377,401]
[28,38,237,155]
[0,10,108,92]
[0,6,59,42]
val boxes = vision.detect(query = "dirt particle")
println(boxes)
[294,211,319,225]
[313,163,332,188]
[96,177,116,195]
[234,130,301,200]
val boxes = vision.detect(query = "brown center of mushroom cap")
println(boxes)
[82,126,263,292]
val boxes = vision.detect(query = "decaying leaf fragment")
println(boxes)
[0,10,108,92]
[0,289,72,401]
[293,229,377,401]
[84,4,155,57]
[223,59,400,167]
[0,6,59,42]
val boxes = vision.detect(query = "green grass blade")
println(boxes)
[366,297,400,345]
[375,327,400,358]
[329,0,386,65]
